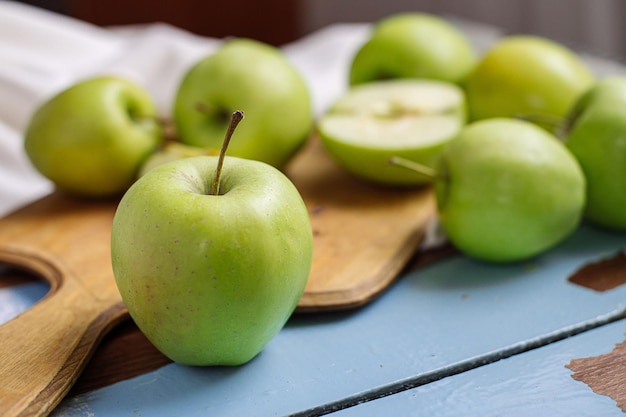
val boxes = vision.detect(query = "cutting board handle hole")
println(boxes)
[0,263,48,288]
[0,263,51,325]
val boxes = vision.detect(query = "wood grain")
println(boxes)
[287,137,436,312]
[568,250,626,292]
[0,194,128,417]
[565,250,626,411]
[70,246,454,396]
[567,335,626,411]
[0,136,435,415]
[69,319,171,396]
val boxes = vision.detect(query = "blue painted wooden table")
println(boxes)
[333,318,626,417]
[3,224,624,416]
[2,8,626,416]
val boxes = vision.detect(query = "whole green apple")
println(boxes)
[24,76,163,197]
[173,38,313,168]
[465,35,594,123]
[563,75,626,128]
[318,79,466,186]
[349,13,477,86]
[563,77,626,230]
[110,152,313,366]
[434,118,585,263]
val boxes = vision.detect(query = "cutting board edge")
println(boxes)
[295,217,434,313]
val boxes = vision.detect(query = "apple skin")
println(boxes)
[349,13,477,86]
[564,77,626,230]
[435,118,585,263]
[138,141,218,177]
[465,35,594,123]
[318,79,467,186]
[111,156,313,366]
[173,38,313,169]
[564,76,626,125]
[24,76,163,198]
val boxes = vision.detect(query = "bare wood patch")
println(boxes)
[568,251,626,292]
[567,334,626,411]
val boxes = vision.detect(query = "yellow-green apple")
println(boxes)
[173,38,313,169]
[433,118,585,263]
[138,141,218,177]
[465,35,594,124]
[111,113,313,366]
[563,76,626,230]
[318,79,466,186]
[24,76,163,197]
[349,13,477,86]
[566,76,626,117]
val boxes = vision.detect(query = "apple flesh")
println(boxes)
[349,13,477,86]
[318,79,466,186]
[435,118,585,263]
[465,35,594,123]
[563,77,626,230]
[173,38,313,169]
[24,76,163,198]
[111,155,313,366]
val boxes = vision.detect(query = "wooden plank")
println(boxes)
[0,131,434,415]
[50,225,626,416]
[332,319,626,416]
[568,327,626,412]
[568,250,626,292]
[287,137,435,311]
[0,194,126,417]
[0,281,48,325]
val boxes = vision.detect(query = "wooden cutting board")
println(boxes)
[0,136,435,417]
[0,193,126,417]
[286,138,435,311]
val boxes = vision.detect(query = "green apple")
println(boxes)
[465,35,594,124]
[349,12,477,86]
[563,76,626,127]
[24,76,163,198]
[563,77,626,230]
[433,118,585,263]
[173,38,313,169]
[318,79,466,186]
[111,113,313,366]
[138,141,218,177]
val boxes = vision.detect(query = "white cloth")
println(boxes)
[0,1,375,216]
[8,2,623,252]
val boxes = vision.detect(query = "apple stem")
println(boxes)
[388,156,438,179]
[210,110,245,196]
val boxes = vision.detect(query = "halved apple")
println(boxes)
[317,79,466,186]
